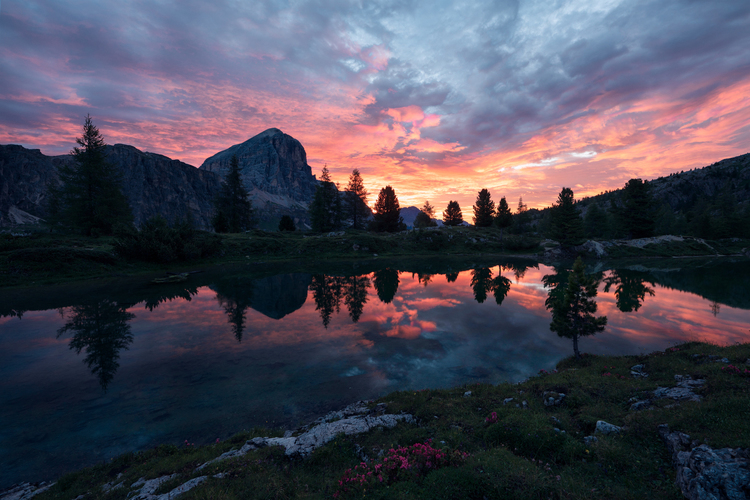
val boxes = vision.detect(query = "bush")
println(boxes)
[114,216,222,263]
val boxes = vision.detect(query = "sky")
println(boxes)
[1,0,750,212]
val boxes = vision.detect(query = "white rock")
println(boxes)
[595,420,622,435]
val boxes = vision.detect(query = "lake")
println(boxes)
[1,256,749,488]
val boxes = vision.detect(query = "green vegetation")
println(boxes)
[279,215,296,232]
[33,341,750,499]
[309,166,342,233]
[113,216,222,263]
[47,115,133,236]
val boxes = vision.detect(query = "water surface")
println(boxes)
[1,257,749,487]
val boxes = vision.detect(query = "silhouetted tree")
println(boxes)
[414,200,438,228]
[345,169,370,230]
[344,275,370,323]
[310,274,344,328]
[278,215,296,231]
[495,197,513,240]
[445,272,459,283]
[215,278,254,342]
[57,300,135,390]
[443,200,463,226]
[471,268,493,303]
[213,155,254,233]
[549,188,584,247]
[547,257,607,359]
[473,189,495,227]
[603,270,655,312]
[309,166,342,233]
[492,275,512,306]
[619,179,655,239]
[373,268,400,303]
[49,115,133,235]
[371,186,404,232]
[511,197,531,234]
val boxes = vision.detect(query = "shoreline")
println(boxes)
[4,341,749,499]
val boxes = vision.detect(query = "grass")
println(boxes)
[32,341,750,500]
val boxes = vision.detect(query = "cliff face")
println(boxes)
[0,144,222,230]
[200,128,320,229]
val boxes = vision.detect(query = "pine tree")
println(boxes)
[549,187,584,247]
[212,155,254,233]
[511,197,531,234]
[548,257,607,359]
[309,165,342,233]
[443,200,463,226]
[345,169,369,230]
[495,196,513,239]
[583,202,608,239]
[278,215,296,231]
[472,189,495,227]
[371,186,404,232]
[51,115,133,235]
[619,179,655,239]
[414,201,437,228]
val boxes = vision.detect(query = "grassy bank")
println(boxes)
[30,341,750,500]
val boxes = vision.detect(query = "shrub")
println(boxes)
[114,216,222,263]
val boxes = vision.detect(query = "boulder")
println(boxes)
[595,420,622,435]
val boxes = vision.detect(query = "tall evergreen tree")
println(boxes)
[511,197,531,234]
[583,202,608,239]
[548,257,607,359]
[51,115,133,235]
[371,186,404,232]
[549,187,584,247]
[212,155,254,233]
[472,189,495,227]
[443,200,463,226]
[495,196,513,239]
[619,178,655,239]
[309,165,342,233]
[345,169,369,230]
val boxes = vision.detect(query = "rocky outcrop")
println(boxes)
[659,424,750,500]
[200,129,320,228]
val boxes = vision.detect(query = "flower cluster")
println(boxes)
[333,440,469,498]
[485,411,498,424]
[721,364,750,376]
[667,347,681,352]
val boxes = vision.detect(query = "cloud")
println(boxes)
[1,0,749,211]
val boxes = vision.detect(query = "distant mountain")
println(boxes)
[200,128,320,229]
[0,144,221,229]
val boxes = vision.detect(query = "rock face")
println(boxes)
[659,424,750,500]
[0,144,222,230]
[200,129,319,228]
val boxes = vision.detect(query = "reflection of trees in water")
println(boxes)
[470,267,513,305]
[412,273,433,287]
[445,272,459,283]
[310,274,371,326]
[215,279,254,343]
[603,270,655,312]
[373,268,400,304]
[56,300,135,391]
[143,286,200,312]
[710,301,721,317]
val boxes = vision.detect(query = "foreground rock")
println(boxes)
[659,425,750,500]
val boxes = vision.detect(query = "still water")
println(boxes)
[1,258,749,487]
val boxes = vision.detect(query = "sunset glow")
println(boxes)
[1,1,749,214]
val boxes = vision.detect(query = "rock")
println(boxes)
[630,400,652,411]
[129,474,178,500]
[659,425,750,500]
[522,400,528,409]
[503,397,515,405]
[653,375,705,402]
[0,482,55,500]
[581,240,608,258]
[630,364,648,378]
[463,391,472,397]
[595,420,622,435]
[584,436,598,445]
[543,391,566,407]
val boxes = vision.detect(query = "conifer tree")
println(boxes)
[278,215,296,231]
[583,202,608,239]
[371,186,404,232]
[212,155,254,233]
[549,187,584,247]
[472,189,495,227]
[512,197,531,234]
[345,168,369,230]
[548,257,607,359]
[495,196,513,240]
[309,165,342,233]
[443,200,463,226]
[51,115,133,235]
[619,178,655,239]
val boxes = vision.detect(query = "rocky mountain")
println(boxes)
[0,144,222,230]
[200,128,319,229]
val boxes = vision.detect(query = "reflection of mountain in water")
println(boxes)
[212,273,312,320]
